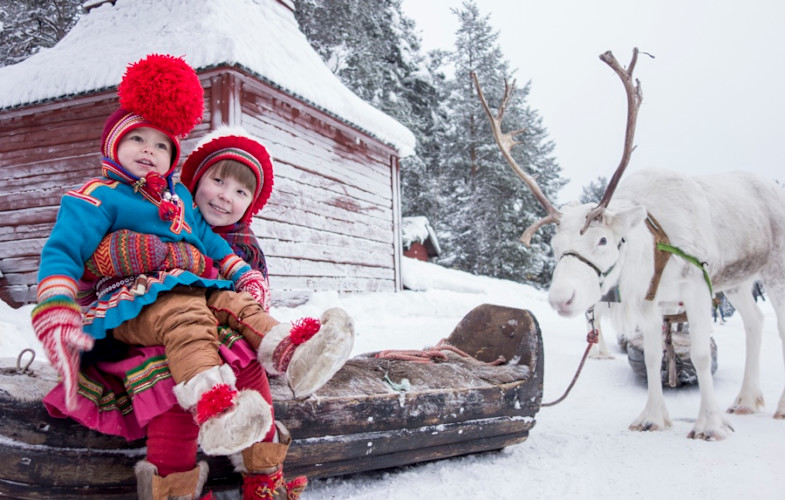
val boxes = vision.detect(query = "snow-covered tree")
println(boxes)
[434,1,564,284]
[580,175,608,204]
[296,0,564,286]
[293,0,448,221]
[0,0,82,67]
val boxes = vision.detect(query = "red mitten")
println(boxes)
[31,297,95,410]
[235,270,270,312]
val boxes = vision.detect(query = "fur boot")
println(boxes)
[135,459,209,500]
[258,307,354,398]
[230,422,307,500]
[173,364,273,455]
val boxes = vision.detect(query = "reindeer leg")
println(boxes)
[724,282,766,415]
[589,313,614,360]
[760,278,785,419]
[684,286,734,440]
[629,308,671,431]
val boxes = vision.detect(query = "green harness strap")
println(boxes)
[655,242,714,297]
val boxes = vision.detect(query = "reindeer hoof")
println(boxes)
[687,430,725,441]
[726,406,755,415]
[629,422,660,432]
[774,412,785,420]
[688,421,734,440]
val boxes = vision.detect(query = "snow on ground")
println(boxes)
[2,257,784,499]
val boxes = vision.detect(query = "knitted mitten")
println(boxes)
[31,296,95,410]
[235,269,271,312]
[258,308,354,398]
[173,365,273,456]
[83,229,211,281]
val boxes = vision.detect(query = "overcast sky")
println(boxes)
[400,0,784,202]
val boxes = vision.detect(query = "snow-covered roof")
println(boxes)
[0,0,415,156]
[402,216,441,256]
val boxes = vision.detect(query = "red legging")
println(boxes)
[146,361,275,476]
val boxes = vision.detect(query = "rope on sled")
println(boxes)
[375,338,506,365]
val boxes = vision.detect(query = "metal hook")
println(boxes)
[16,348,36,373]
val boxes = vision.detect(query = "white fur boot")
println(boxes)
[258,308,355,398]
[173,364,273,456]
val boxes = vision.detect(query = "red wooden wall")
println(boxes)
[0,66,403,307]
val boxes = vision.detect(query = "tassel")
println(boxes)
[145,172,168,193]
[195,384,237,424]
[286,475,308,499]
[242,469,285,500]
[158,190,181,221]
[158,198,179,221]
[290,317,321,345]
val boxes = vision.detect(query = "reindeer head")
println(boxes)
[473,48,646,317]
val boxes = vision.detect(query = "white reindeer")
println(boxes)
[472,49,785,440]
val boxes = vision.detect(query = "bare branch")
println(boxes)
[471,71,561,247]
[581,47,646,233]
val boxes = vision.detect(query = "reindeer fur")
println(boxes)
[548,167,785,440]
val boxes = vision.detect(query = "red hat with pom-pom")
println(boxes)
[181,126,274,224]
[101,54,204,176]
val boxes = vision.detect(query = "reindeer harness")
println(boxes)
[564,212,713,303]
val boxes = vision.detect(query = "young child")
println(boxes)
[83,127,345,498]
[34,54,353,499]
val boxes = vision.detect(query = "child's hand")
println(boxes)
[235,269,270,312]
[31,297,95,410]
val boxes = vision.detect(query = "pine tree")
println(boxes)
[580,176,608,204]
[293,0,447,223]
[0,0,82,67]
[435,1,563,284]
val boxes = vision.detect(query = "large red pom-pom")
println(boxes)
[118,54,204,137]
[290,317,321,345]
[195,383,237,424]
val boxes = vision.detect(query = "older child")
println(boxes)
[34,55,352,499]
[87,128,351,498]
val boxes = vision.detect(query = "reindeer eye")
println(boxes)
[599,237,607,246]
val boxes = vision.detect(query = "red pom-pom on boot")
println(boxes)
[173,365,273,456]
[258,308,354,398]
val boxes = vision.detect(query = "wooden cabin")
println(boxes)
[0,0,415,307]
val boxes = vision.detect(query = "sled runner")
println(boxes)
[0,303,543,499]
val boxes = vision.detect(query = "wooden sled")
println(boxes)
[625,313,718,387]
[0,303,543,499]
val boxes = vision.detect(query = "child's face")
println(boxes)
[194,165,254,226]
[116,127,173,178]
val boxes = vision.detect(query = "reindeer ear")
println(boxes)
[607,205,647,236]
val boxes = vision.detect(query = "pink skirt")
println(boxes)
[43,327,260,442]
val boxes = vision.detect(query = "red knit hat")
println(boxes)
[181,127,274,224]
[101,54,204,176]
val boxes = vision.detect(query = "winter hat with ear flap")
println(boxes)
[101,54,204,178]
[180,126,274,224]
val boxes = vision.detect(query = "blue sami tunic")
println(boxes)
[37,163,251,340]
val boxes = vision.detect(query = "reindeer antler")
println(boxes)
[471,71,562,247]
[580,48,645,234]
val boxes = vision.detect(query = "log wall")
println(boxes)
[0,66,403,307]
